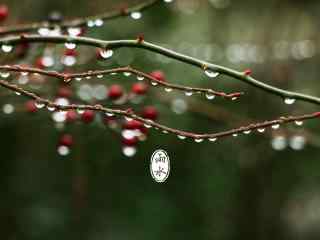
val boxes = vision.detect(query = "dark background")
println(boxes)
[1,0,320,239]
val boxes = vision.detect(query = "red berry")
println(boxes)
[142,106,158,120]
[122,137,138,146]
[15,43,30,57]
[123,120,143,130]
[81,110,95,123]
[96,48,104,60]
[64,49,77,56]
[0,5,8,21]
[35,58,45,69]
[244,69,252,76]
[25,100,37,113]
[150,70,166,82]
[131,82,148,95]
[59,134,74,147]
[57,86,72,98]
[66,110,78,123]
[108,84,123,100]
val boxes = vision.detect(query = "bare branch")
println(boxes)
[0,65,242,99]
[1,34,319,105]
[0,0,162,36]
[0,78,318,141]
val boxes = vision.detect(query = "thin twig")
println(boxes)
[0,79,319,140]
[1,34,319,104]
[0,65,242,99]
[0,0,162,36]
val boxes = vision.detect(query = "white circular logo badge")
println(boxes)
[150,149,170,183]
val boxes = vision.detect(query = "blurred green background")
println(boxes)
[1,0,320,239]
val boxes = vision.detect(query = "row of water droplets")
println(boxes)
[169,119,304,144]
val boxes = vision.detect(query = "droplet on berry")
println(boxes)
[65,42,76,49]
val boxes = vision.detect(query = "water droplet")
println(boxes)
[47,105,56,111]
[15,91,21,96]
[67,27,81,36]
[87,20,95,27]
[94,19,104,27]
[231,97,238,101]
[162,130,168,134]
[0,72,10,78]
[3,104,14,114]
[295,120,303,126]
[151,81,158,86]
[144,120,153,128]
[42,56,55,67]
[21,72,28,76]
[77,109,85,114]
[97,74,103,79]
[85,76,92,79]
[185,91,193,96]
[100,49,113,59]
[271,136,287,151]
[284,98,295,105]
[35,101,45,109]
[122,130,136,139]
[204,69,219,78]
[58,145,70,156]
[209,137,217,142]
[205,92,215,100]
[194,138,204,143]
[131,11,142,20]
[243,130,251,134]
[257,128,265,133]
[123,72,131,77]
[165,88,172,92]
[164,0,173,2]
[106,112,114,117]
[1,44,13,53]
[65,42,76,49]
[110,72,118,76]
[75,77,82,81]
[38,27,50,36]
[122,146,137,157]
[289,135,306,151]
[271,124,280,129]
[232,133,238,137]
[125,116,133,121]
[178,135,186,140]
[137,75,144,81]
[144,123,152,128]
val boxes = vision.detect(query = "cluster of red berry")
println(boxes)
[24,71,164,156]
[1,6,167,157]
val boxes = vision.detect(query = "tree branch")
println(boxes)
[0,0,163,36]
[1,34,320,105]
[0,65,242,99]
[0,78,319,141]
